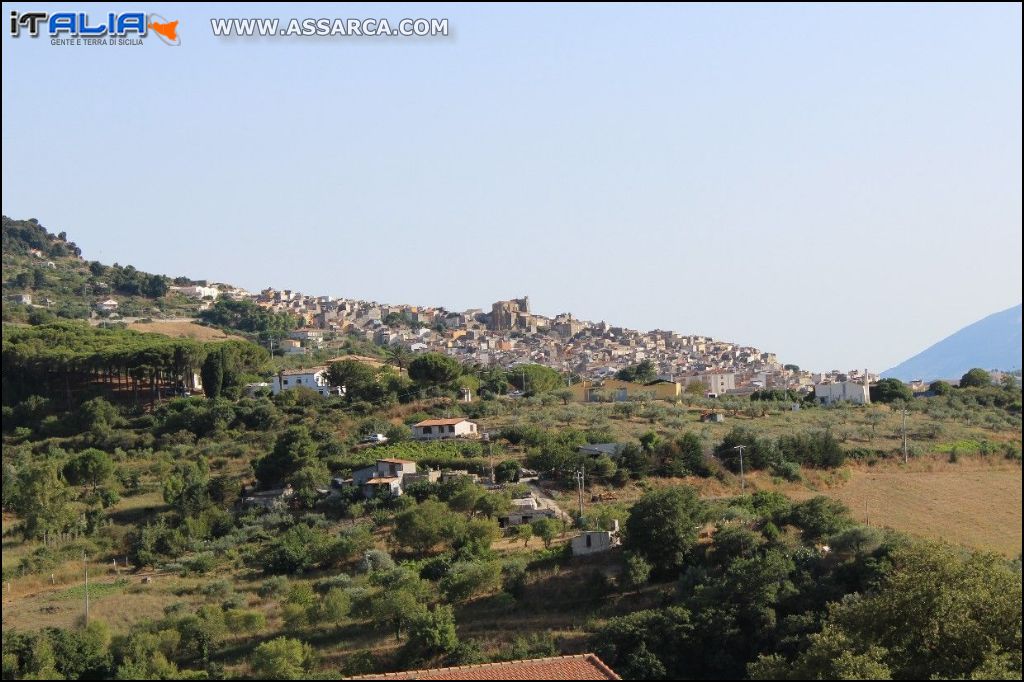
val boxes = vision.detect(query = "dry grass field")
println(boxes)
[788,458,1022,557]
[128,319,241,341]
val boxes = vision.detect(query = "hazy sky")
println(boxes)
[3,3,1021,372]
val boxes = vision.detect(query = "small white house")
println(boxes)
[97,298,119,312]
[814,381,870,405]
[272,367,343,397]
[571,521,621,556]
[411,418,478,440]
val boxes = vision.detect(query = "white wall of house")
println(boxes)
[172,285,219,299]
[376,460,417,478]
[697,372,736,394]
[412,420,478,440]
[352,465,377,486]
[571,530,620,556]
[814,381,870,405]
[272,369,341,396]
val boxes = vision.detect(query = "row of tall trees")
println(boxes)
[2,322,267,406]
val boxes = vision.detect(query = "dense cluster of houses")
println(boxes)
[7,249,880,395]
[192,286,877,397]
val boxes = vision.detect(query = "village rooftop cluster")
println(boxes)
[185,286,880,397]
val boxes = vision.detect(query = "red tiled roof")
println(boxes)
[279,366,328,376]
[414,418,473,427]
[346,653,620,680]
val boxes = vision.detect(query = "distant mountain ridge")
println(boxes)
[882,304,1022,381]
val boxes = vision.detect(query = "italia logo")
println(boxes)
[9,11,180,45]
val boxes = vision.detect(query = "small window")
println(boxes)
[423,426,432,434]
[283,379,289,385]
[586,535,592,548]
[448,425,455,433]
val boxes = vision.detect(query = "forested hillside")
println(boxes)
[2,216,208,323]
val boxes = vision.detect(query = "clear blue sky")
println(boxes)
[3,3,1021,372]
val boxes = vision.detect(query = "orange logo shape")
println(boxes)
[148,15,180,45]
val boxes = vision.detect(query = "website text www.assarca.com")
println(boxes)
[210,17,449,38]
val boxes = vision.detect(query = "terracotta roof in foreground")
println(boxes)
[345,653,620,680]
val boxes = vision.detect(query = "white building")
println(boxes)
[411,418,479,440]
[690,372,736,395]
[814,380,870,405]
[272,367,343,396]
[97,298,119,312]
[571,522,621,556]
[289,328,325,348]
[171,285,219,299]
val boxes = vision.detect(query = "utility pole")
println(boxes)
[901,405,909,464]
[733,445,746,491]
[83,552,89,625]
[484,432,494,484]
[575,466,585,521]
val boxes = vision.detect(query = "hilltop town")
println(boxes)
[3,216,882,400]
[183,285,879,394]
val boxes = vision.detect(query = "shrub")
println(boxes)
[258,576,290,600]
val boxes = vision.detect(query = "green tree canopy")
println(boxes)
[251,637,316,680]
[394,499,464,555]
[870,378,913,403]
[408,353,462,387]
[509,364,565,394]
[530,517,560,549]
[254,425,319,487]
[750,541,1022,680]
[625,486,707,575]
[616,359,658,384]
[62,448,114,491]
[960,368,992,388]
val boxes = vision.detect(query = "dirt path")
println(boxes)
[528,482,573,522]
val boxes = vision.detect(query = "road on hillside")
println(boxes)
[527,482,572,523]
